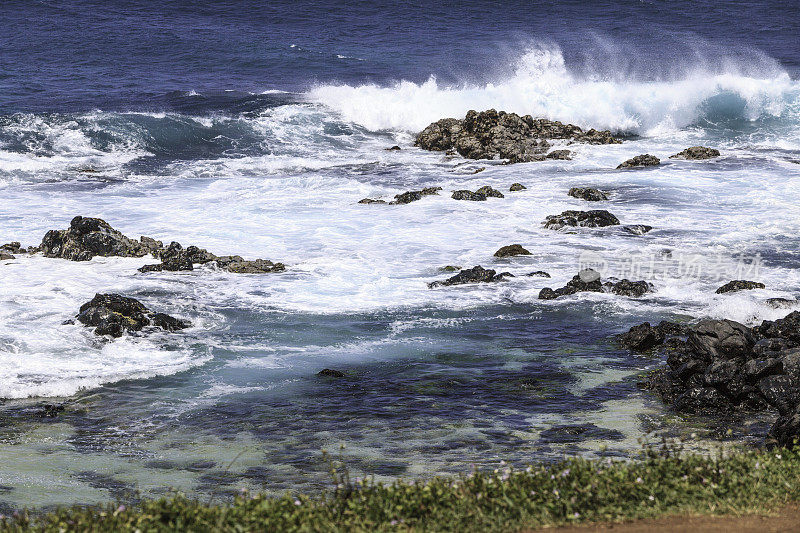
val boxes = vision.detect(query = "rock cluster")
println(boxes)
[617,154,660,169]
[139,241,285,274]
[539,269,651,300]
[359,187,442,205]
[429,265,512,288]
[543,210,620,230]
[415,109,620,163]
[76,293,191,337]
[40,216,157,261]
[624,312,800,446]
[568,187,608,201]
[669,146,720,160]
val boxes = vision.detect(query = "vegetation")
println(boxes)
[3,443,800,532]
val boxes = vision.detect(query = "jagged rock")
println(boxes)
[546,149,572,160]
[568,187,608,201]
[618,321,685,352]
[0,252,13,260]
[475,186,504,198]
[755,311,800,344]
[391,187,442,205]
[222,259,286,274]
[669,146,720,160]
[509,183,527,191]
[769,405,800,447]
[1,242,22,253]
[494,244,531,257]
[429,265,511,288]
[716,280,765,294]
[623,225,653,235]
[76,293,190,337]
[358,198,387,204]
[543,210,620,229]
[318,369,345,377]
[40,216,149,261]
[139,236,163,254]
[526,271,551,278]
[415,109,620,164]
[617,154,660,169]
[540,270,651,300]
[451,190,487,201]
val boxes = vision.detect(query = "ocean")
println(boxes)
[0,0,799,508]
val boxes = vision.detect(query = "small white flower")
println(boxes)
[648,495,655,501]
[776,454,782,459]
[636,477,643,484]
[573,512,580,518]
[294,499,302,506]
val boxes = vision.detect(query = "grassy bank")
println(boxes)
[2,444,800,532]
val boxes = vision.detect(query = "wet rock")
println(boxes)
[540,270,651,300]
[688,319,754,360]
[756,311,800,344]
[40,216,150,261]
[543,210,620,229]
[616,154,660,169]
[769,405,800,447]
[386,145,401,151]
[0,242,22,253]
[318,369,345,378]
[716,280,765,294]
[0,252,13,260]
[526,271,551,278]
[391,187,442,205]
[494,244,531,258]
[139,236,163,254]
[766,298,797,309]
[358,198,387,204]
[76,293,190,338]
[415,109,620,164]
[623,225,653,235]
[675,387,731,413]
[474,186,504,198]
[618,322,685,352]
[546,149,572,160]
[509,183,527,191]
[539,423,624,444]
[451,190,487,201]
[568,187,608,201]
[222,259,286,274]
[439,265,462,272]
[669,146,720,160]
[429,265,510,288]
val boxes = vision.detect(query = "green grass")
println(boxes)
[3,443,800,532]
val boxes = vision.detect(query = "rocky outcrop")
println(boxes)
[669,146,720,160]
[415,109,620,163]
[429,265,512,288]
[452,190,487,201]
[625,311,800,446]
[509,183,527,191]
[494,244,531,257]
[76,293,191,337]
[543,210,620,229]
[475,186,504,198]
[138,242,284,274]
[568,187,608,201]
[623,225,653,235]
[716,280,765,294]
[538,269,652,300]
[391,187,442,205]
[40,216,159,261]
[617,154,660,169]
[218,258,286,274]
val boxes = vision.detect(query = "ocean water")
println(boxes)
[0,0,799,508]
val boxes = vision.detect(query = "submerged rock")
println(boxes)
[76,293,190,337]
[40,216,151,261]
[716,280,766,294]
[358,198,387,204]
[623,225,653,235]
[439,265,462,272]
[509,183,527,191]
[568,187,608,201]
[617,154,660,169]
[546,149,572,160]
[429,265,511,288]
[669,146,720,160]
[526,271,551,278]
[318,369,345,378]
[494,244,531,257]
[386,145,401,151]
[451,190,487,201]
[415,109,620,164]
[543,210,620,229]
[539,269,652,300]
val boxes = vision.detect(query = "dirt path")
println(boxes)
[530,505,800,532]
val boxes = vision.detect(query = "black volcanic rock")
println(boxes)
[76,293,190,337]
[543,210,620,229]
[429,265,511,288]
[568,187,608,201]
[40,216,150,261]
[494,244,531,257]
[669,146,720,160]
[617,154,660,169]
[716,280,766,294]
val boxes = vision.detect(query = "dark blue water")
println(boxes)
[2,0,798,113]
